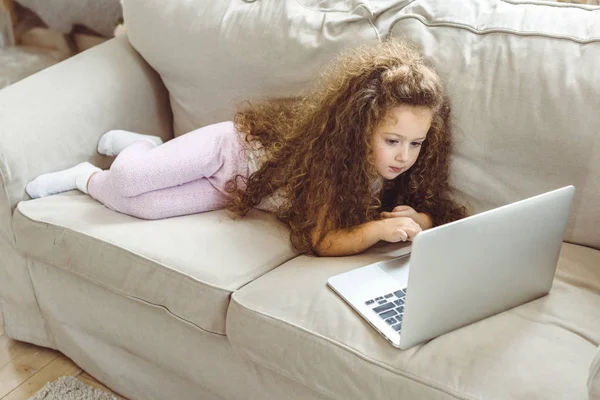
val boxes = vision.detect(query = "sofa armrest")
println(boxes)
[0,35,172,224]
[0,34,171,346]
[590,346,600,399]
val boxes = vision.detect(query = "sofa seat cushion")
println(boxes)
[227,243,600,399]
[14,192,297,335]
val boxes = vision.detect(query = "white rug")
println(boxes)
[28,376,118,400]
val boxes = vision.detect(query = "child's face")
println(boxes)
[372,105,433,180]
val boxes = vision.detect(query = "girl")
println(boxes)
[26,39,468,257]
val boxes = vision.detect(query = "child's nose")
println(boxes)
[396,146,409,162]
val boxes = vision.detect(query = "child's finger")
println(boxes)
[381,211,406,219]
[408,219,422,229]
[395,228,408,241]
[382,211,410,218]
[404,226,421,239]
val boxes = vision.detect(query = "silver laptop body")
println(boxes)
[327,186,575,349]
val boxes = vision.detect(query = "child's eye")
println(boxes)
[411,142,423,148]
[386,139,399,145]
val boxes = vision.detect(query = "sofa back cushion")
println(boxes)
[122,0,391,135]
[123,0,600,249]
[388,1,600,248]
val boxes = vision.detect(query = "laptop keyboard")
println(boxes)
[364,288,407,333]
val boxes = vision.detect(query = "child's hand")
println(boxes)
[378,217,422,243]
[380,205,419,220]
[380,205,433,230]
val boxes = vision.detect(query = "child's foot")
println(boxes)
[97,130,163,156]
[26,162,101,199]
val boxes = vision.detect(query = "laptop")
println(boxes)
[327,186,575,349]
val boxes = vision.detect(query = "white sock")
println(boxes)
[97,130,163,156]
[26,162,101,199]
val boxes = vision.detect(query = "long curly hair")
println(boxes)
[226,38,468,254]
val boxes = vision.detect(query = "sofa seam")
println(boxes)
[292,0,389,42]
[292,0,419,15]
[229,297,473,400]
[294,0,365,14]
[500,0,600,10]
[367,16,382,43]
[589,352,600,396]
[385,14,600,44]
[564,239,600,253]
[0,157,18,245]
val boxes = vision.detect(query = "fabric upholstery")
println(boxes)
[591,346,600,400]
[13,193,298,335]
[27,258,331,400]
[228,243,600,400]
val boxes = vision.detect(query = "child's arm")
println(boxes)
[311,213,422,257]
[312,221,382,257]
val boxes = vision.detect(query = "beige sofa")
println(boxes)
[1,0,599,399]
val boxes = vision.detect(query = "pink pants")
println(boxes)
[88,121,249,219]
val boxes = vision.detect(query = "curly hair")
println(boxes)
[226,38,467,254]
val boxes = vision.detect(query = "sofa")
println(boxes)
[1,0,599,399]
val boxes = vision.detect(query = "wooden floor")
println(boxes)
[0,312,128,400]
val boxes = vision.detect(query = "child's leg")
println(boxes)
[108,121,246,197]
[25,121,248,220]
[25,128,165,199]
[88,172,228,219]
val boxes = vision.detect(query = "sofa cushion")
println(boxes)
[122,0,388,136]
[386,0,600,250]
[13,192,297,335]
[227,243,600,399]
